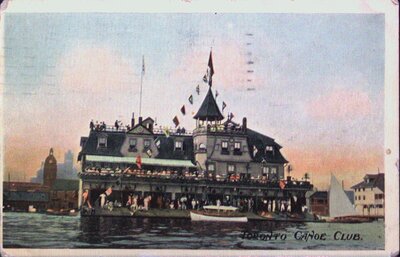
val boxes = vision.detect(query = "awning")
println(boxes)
[85,155,196,168]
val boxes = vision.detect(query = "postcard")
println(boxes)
[0,0,398,256]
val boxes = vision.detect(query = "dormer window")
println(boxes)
[175,141,183,151]
[233,142,242,155]
[265,146,273,152]
[98,137,107,148]
[221,141,229,155]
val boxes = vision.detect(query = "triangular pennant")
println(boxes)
[180,105,186,115]
[222,101,227,111]
[173,116,180,127]
[196,85,200,95]
[188,95,193,105]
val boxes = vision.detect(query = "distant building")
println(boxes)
[43,148,57,188]
[31,150,78,183]
[3,182,50,212]
[309,191,328,216]
[48,179,79,210]
[3,149,79,212]
[351,173,384,216]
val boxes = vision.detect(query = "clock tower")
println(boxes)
[43,148,57,187]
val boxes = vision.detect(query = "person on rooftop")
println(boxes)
[115,120,119,131]
[90,120,95,131]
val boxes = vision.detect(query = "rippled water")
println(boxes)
[3,212,384,249]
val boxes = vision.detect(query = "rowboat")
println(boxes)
[190,205,248,222]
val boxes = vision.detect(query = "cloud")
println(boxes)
[305,88,372,120]
[56,43,139,95]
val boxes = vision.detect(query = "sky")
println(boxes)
[3,13,384,189]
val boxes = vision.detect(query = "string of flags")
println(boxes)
[170,50,230,129]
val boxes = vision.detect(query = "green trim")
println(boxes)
[86,155,196,168]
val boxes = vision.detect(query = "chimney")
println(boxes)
[131,112,135,127]
[139,116,143,124]
[242,117,247,132]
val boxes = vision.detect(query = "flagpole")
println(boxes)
[139,55,144,118]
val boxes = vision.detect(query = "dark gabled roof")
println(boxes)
[4,191,49,202]
[154,135,194,162]
[79,131,125,157]
[310,191,328,199]
[52,179,79,191]
[193,88,224,121]
[351,173,384,192]
[246,129,288,164]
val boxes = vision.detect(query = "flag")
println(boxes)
[180,105,186,115]
[188,95,193,104]
[105,187,113,196]
[173,116,180,127]
[215,90,219,98]
[146,149,152,157]
[204,51,215,87]
[196,85,200,95]
[222,101,227,111]
[142,55,145,75]
[279,180,286,190]
[123,167,130,173]
[163,127,170,138]
[136,155,142,169]
[230,112,234,120]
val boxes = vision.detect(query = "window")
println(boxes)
[221,141,229,155]
[271,167,277,174]
[265,146,273,152]
[262,166,269,174]
[233,142,242,155]
[227,164,235,173]
[363,196,366,200]
[208,164,215,171]
[175,141,183,150]
[144,139,151,148]
[98,137,107,148]
[375,194,384,200]
[234,142,241,150]
[129,138,137,151]
[199,143,206,151]
[362,188,365,191]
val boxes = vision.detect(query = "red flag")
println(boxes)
[136,155,142,169]
[173,116,180,127]
[279,180,286,190]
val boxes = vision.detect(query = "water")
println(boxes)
[3,212,384,250]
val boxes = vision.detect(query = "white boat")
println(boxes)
[327,174,372,223]
[28,205,37,213]
[190,205,248,222]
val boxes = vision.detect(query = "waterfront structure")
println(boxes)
[351,173,384,216]
[3,149,79,212]
[309,191,329,216]
[78,81,312,214]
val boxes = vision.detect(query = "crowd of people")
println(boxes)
[89,120,130,132]
[82,167,300,187]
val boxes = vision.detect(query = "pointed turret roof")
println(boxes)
[193,87,224,121]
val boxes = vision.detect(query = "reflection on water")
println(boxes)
[3,212,384,249]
